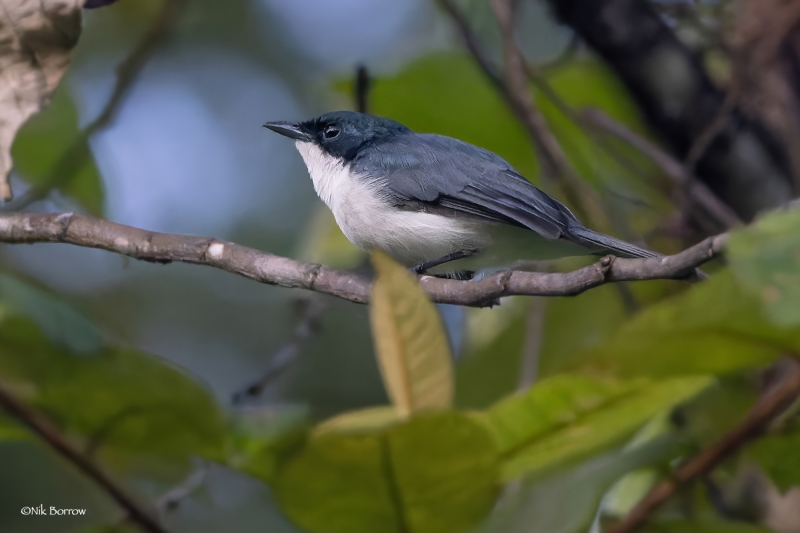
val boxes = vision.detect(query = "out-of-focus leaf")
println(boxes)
[0,0,82,201]
[227,406,311,486]
[481,437,677,533]
[640,519,773,533]
[315,406,400,435]
[536,59,657,188]
[0,272,102,354]
[746,430,800,493]
[473,374,642,456]
[274,411,498,533]
[456,298,528,409]
[342,53,537,179]
[676,376,759,448]
[12,87,104,215]
[370,252,454,416]
[0,316,226,475]
[296,204,365,269]
[538,283,629,377]
[487,375,710,480]
[585,271,800,377]
[0,416,28,441]
[728,207,800,327]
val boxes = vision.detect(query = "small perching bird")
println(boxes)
[265,111,657,276]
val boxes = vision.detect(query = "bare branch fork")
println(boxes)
[0,212,724,307]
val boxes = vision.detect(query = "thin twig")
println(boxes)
[606,358,800,533]
[156,465,207,516]
[0,212,725,307]
[355,64,370,114]
[4,0,189,210]
[441,0,611,230]
[232,298,326,404]
[436,0,504,90]
[0,381,168,533]
[580,108,743,230]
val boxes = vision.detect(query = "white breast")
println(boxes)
[294,141,485,266]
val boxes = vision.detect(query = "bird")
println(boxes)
[264,111,657,276]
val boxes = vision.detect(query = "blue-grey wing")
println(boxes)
[351,133,579,240]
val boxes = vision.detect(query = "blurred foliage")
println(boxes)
[11,87,104,215]
[746,425,800,493]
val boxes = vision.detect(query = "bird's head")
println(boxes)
[264,111,410,162]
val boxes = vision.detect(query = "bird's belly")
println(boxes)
[335,198,486,266]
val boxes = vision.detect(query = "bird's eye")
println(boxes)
[323,125,340,139]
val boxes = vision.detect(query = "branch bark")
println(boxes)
[605,358,800,533]
[0,212,724,307]
[0,380,168,533]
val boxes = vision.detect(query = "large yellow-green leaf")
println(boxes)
[728,207,800,327]
[274,411,498,533]
[480,375,710,480]
[370,251,454,416]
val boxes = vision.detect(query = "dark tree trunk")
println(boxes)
[551,0,794,221]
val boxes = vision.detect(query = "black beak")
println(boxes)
[263,121,311,141]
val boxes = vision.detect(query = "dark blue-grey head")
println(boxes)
[264,111,411,161]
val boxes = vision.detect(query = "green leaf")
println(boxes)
[474,374,643,456]
[482,437,678,533]
[274,411,498,533]
[0,272,103,354]
[585,271,800,377]
[0,316,226,475]
[227,405,311,485]
[640,519,774,533]
[479,374,710,480]
[315,407,400,435]
[746,430,800,493]
[370,251,454,416]
[11,86,104,215]
[728,207,800,327]
[0,416,29,441]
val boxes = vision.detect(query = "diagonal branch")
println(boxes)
[606,358,800,533]
[0,380,168,533]
[443,0,613,232]
[0,212,724,307]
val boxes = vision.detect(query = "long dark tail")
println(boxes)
[567,225,659,259]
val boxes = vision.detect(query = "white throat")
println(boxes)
[294,141,345,207]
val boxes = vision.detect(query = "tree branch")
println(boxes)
[0,380,168,533]
[0,212,724,307]
[606,358,800,533]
